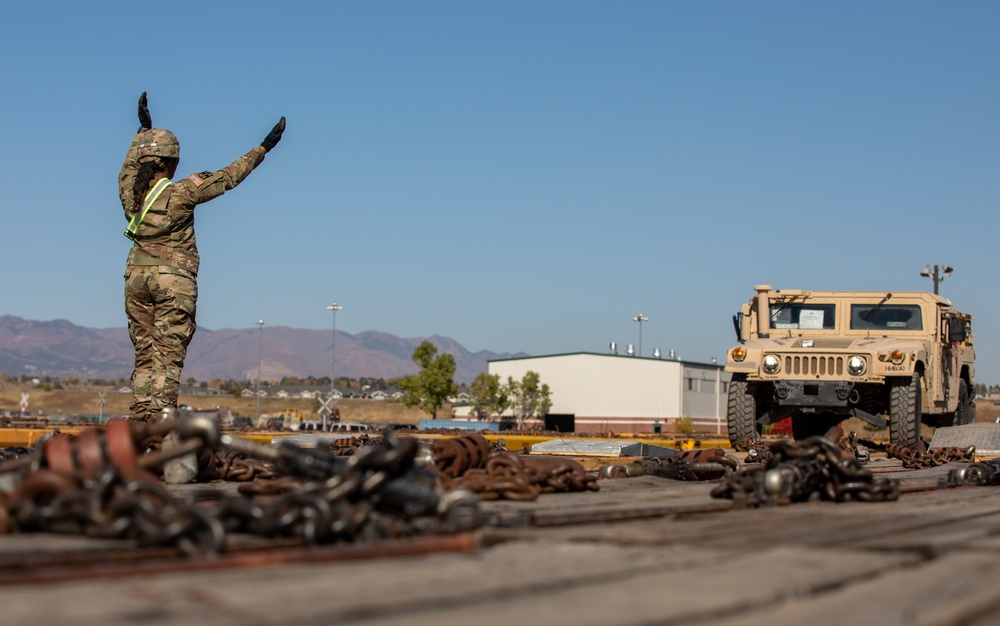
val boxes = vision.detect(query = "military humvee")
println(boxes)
[725,285,975,449]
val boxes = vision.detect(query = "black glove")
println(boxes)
[137,92,152,131]
[261,116,286,152]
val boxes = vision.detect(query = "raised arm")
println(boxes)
[119,92,153,217]
[173,117,286,205]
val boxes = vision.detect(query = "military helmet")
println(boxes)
[136,128,180,161]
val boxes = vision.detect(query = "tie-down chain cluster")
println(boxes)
[0,413,479,554]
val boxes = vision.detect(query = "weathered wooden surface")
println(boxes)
[4,457,1000,625]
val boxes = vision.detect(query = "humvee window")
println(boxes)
[850,304,922,331]
[770,304,836,330]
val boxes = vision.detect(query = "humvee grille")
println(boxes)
[784,355,844,377]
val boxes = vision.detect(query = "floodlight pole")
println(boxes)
[326,302,344,430]
[256,320,264,423]
[920,264,953,295]
[632,313,648,357]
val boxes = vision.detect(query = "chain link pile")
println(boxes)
[431,435,599,500]
[18,413,996,558]
[600,448,739,481]
[744,432,874,466]
[711,436,900,507]
[886,443,976,469]
[0,420,481,554]
[141,435,279,482]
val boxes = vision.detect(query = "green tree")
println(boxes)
[469,373,509,420]
[510,371,552,426]
[398,341,457,419]
[538,383,553,416]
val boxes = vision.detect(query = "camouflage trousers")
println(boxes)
[124,265,198,421]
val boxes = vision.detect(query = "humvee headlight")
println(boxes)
[890,349,904,364]
[761,355,781,374]
[732,346,746,362]
[848,356,867,376]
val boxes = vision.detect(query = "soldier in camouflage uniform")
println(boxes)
[119,92,285,421]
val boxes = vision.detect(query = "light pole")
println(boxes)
[632,313,648,357]
[920,264,953,295]
[326,302,344,429]
[256,320,263,424]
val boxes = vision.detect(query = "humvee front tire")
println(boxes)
[727,374,758,447]
[890,373,922,449]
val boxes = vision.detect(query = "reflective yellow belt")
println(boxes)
[124,177,172,241]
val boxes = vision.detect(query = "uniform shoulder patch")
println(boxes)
[188,173,205,187]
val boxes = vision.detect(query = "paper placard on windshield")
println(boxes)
[799,309,825,329]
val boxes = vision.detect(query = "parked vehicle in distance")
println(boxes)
[291,420,374,433]
[326,422,374,433]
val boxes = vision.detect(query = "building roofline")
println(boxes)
[488,351,723,370]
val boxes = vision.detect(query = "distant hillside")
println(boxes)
[0,316,524,383]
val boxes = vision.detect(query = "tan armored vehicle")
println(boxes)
[725,285,975,449]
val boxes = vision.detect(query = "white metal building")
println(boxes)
[488,352,731,434]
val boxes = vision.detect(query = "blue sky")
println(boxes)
[2,2,998,381]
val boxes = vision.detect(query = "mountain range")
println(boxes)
[0,316,525,383]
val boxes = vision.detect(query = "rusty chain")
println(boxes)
[17,414,990,556]
[600,449,739,481]
[886,443,976,469]
[131,432,279,483]
[744,433,873,465]
[330,434,385,456]
[743,442,774,465]
[711,436,900,507]
[431,435,599,500]
[0,420,482,554]
[432,435,495,478]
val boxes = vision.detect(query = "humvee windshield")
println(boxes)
[850,304,922,331]
[770,303,836,330]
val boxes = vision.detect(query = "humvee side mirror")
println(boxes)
[733,312,745,344]
[948,318,967,343]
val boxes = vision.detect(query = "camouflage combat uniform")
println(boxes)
[119,131,266,420]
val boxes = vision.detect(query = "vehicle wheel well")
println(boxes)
[960,365,973,387]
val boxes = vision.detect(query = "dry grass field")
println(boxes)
[0,388,437,425]
[3,386,999,435]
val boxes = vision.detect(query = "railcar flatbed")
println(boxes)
[1,453,999,626]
